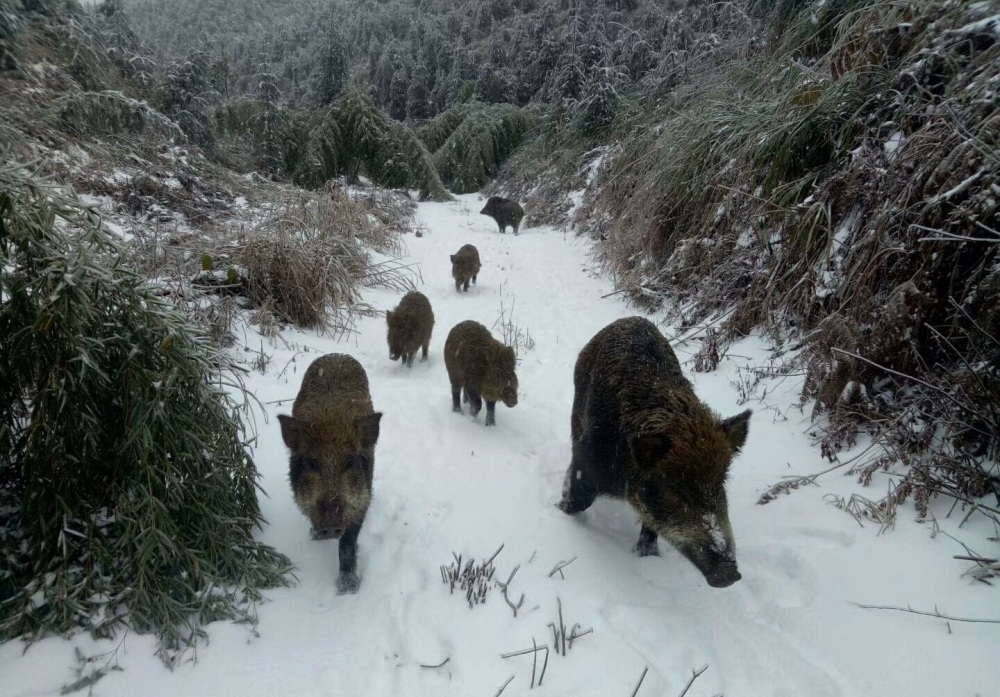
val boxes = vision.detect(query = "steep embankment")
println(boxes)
[3,195,996,697]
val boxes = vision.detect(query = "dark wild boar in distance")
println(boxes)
[444,320,518,426]
[450,243,481,292]
[480,196,524,235]
[277,354,383,594]
[558,317,751,589]
[386,290,434,367]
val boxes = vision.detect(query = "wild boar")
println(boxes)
[557,317,751,588]
[277,354,382,594]
[386,290,434,367]
[450,244,481,292]
[444,320,518,426]
[480,196,525,235]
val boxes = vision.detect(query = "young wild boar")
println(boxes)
[450,244,481,292]
[444,320,518,426]
[386,290,434,367]
[557,317,751,589]
[480,196,525,235]
[277,354,383,594]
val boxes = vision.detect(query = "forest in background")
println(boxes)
[1,0,998,669]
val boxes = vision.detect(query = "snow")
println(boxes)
[2,195,998,697]
[884,130,904,161]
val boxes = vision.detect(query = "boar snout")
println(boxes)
[311,525,346,540]
[311,499,347,539]
[705,561,741,588]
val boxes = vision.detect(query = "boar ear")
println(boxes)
[277,414,301,451]
[504,345,515,362]
[450,254,456,263]
[356,412,383,448]
[720,409,752,453]
[629,433,670,465]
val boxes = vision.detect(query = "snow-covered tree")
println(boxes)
[389,65,409,120]
[254,60,283,170]
[406,63,431,121]
[574,63,620,132]
[309,32,349,107]
[475,65,512,104]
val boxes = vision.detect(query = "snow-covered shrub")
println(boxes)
[58,90,183,138]
[0,158,292,665]
[301,89,450,200]
[430,102,534,193]
[585,0,1000,525]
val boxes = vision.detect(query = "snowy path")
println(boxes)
[4,195,998,696]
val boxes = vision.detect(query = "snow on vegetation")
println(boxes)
[3,195,996,697]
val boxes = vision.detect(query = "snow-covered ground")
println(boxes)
[3,195,998,696]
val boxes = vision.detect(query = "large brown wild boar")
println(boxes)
[450,244,481,292]
[480,196,524,235]
[444,320,518,426]
[386,290,434,367]
[557,317,751,588]
[277,354,382,594]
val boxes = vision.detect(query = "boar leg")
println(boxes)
[463,279,470,292]
[451,385,462,412]
[421,342,429,361]
[336,523,363,594]
[557,441,599,514]
[455,279,461,292]
[485,400,497,426]
[466,387,483,417]
[405,352,415,368]
[472,274,477,285]
[497,222,505,234]
[635,526,660,557]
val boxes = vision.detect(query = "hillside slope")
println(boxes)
[3,195,996,697]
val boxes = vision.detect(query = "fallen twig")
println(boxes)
[493,674,515,697]
[501,641,550,688]
[548,598,592,656]
[419,657,450,669]
[854,603,1000,624]
[630,666,649,697]
[548,557,577,579]
[677,665,709,697]
[497,565,525,618]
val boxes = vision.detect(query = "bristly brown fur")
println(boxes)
[444,320,518,426]
[277,353,382,594]
[480,196,525,235]
[450,244,481,292]
[386,290,434,366]
[559,317,750,588]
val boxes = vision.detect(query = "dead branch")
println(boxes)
[419,658,450,669]
[548,557,577,579]
[496,565,525,618]
[547,598,592,656]
[493,674,515,697]
[854,603,1000,623]
[677,665,709,697]
[501,641,550,688]
[630,666,649,697]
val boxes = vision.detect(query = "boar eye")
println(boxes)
[303,458,321,473]
[345,454,367,471]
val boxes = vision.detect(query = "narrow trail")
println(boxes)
[3,195,996,697]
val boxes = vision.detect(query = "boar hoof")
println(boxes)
[336,572,360,594]
[635,540,660,557]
